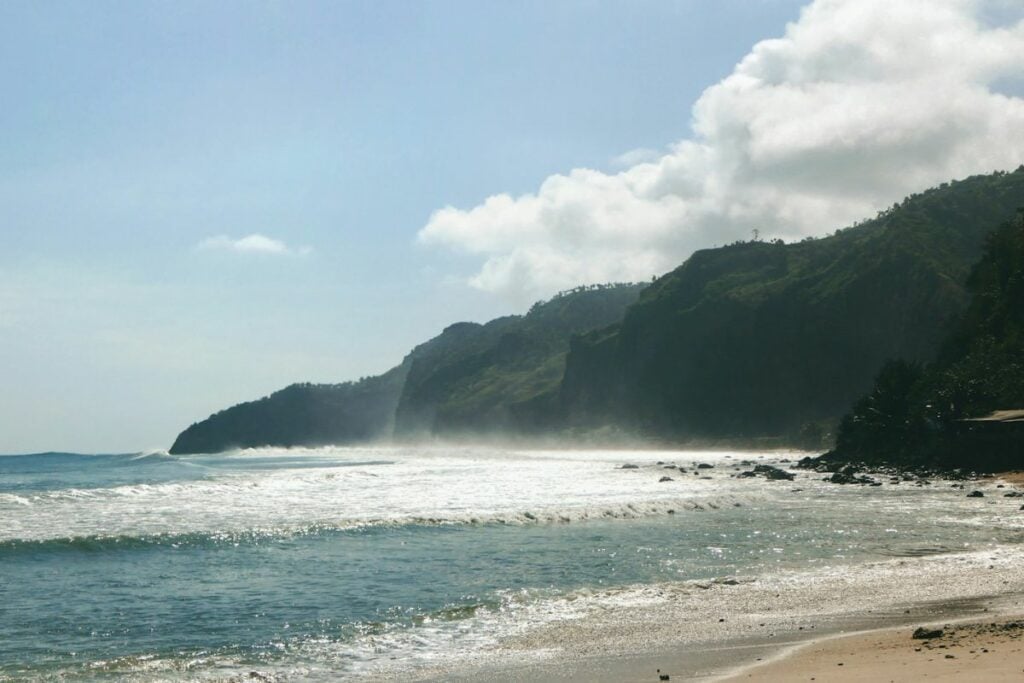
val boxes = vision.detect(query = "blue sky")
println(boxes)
[3,0,1023,453]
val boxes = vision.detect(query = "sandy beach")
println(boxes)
[719,617,1024,682]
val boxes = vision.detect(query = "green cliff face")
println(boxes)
[560,168,1024,443]
[823,208,1024,470]
[393,284,645,437]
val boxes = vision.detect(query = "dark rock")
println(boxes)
[659,476,673,482]
[738,464,796,481]
[912,627,944,640]
[697,463,714,469]
[967,490,985,498]
[1004,491,1024,497]
[620,464,639,469]
[826,471,879,486]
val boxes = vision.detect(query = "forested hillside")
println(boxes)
[394,283,644,437]
[171,168,1024,454]
[816,209,1024,470]
[169,284,642,453]
[560,168,1024,445]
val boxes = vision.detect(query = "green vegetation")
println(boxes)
[560,168,1024,446]
[169,284,642,453]
[170,168,1024,455]
[169,365,408,454]
[818,209,1024,470]
[394,283,643,437]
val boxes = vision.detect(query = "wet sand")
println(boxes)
[413,598,1012,682]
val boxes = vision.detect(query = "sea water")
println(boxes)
[2,446,1024,681]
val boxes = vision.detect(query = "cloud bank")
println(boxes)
[418,0,1024,303]
[197,234,311,256]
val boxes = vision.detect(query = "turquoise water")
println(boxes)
[2,448,1022,680]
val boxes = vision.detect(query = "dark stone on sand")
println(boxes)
[697,463,714,469]
[620,464,639,469]
[1004,491,1024,497]
[967,490,984,498]
[912,627,944,639]
[659,476,673,482]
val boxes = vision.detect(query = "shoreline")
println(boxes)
[385,469,1024,683]
[412,597,1024,682]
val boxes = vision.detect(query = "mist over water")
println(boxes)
[3,446,1024,680]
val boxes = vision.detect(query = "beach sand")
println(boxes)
[718,617,1024,682]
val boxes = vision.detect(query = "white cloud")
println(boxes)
[611,147,662,168]
[197,233,311,256]
[418,0,1024,303]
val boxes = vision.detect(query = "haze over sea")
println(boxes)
[4,446,1024,681]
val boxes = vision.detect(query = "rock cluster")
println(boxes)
[737,464,795,481]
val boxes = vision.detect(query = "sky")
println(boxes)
[2,0,1023,454]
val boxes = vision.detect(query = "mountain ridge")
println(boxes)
[170,167,1024,454]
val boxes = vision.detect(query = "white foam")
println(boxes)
[0,446,789,542]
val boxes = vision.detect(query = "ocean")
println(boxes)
[2,446,1024,681]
